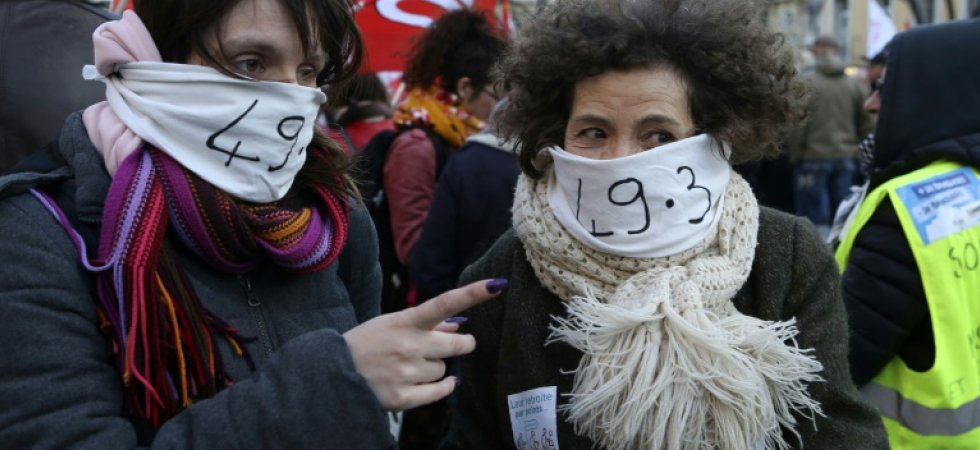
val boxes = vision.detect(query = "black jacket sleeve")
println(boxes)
[841,197,930,386]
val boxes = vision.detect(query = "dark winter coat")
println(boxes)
[410,133,520,302]
[0,113,394,449]
[0,0,114,171]
[788,54,875,162]
[841,18,980,386]
[442,207,889,450]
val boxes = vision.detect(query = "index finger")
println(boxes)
[404,279,507,329]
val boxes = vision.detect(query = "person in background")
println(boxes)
[442,0,888,449]
[836,18,980,449]
[411,98,520,313]
[826,51,890,241]
[734,145,796,214]
[789,35,875,237]
[0,1,502,447]
[385,8,507,276]
[859,51,886,179]
[383,12,507,448]
[0,0,115,172]
[851,51,887,189]
[329,73,395,152]
[864,51,887,95]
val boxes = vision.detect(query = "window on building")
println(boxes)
[835,0,850,59]
[923,0,935,22]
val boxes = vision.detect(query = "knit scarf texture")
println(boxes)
[86,145,348,426]
[393,86,486,148]
[513,170,824,450]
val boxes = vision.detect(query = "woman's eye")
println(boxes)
[234,58,263,76]
[298,66,318,85]
[645,131,676,146]
[579,128,606,140]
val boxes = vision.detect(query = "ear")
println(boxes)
[456,76,475,101]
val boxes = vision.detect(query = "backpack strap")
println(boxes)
[351,125,454,313]
[354,128,399,206]
[416,127,452,179]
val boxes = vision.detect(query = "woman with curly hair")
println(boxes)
[441,1,889,449]
[385,8,507,280]
[0,0,503,447]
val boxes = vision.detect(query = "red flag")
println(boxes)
[355,0,504,73]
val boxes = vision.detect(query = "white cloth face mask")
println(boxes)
[85,62,327,203]
[547,134,732,258]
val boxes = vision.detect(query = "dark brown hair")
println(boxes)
[401,9,506,100]
[497,0,807,178]
[330,73,392,126]
[135,0,363,199]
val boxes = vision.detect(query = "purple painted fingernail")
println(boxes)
[454,377,462,387]
[445,316,468,324]
[486,278,509,294]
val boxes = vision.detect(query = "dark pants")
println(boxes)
[794,158,857,228]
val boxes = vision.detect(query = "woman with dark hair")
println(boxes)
[328,73,395,152]
[384,8,507,279]
[442,1,888,449]
[0,0,503,447]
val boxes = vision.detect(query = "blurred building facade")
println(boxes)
[513,0,977,68]
[770,0,980,65]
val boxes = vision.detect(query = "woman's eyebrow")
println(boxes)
[221,36,276,53]
[637,114,680,129]
[568,114,614,129]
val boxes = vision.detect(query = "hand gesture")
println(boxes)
[343,278,507,411]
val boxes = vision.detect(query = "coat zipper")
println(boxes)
[239,275,274,359]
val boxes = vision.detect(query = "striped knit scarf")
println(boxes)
[38,145,348,426]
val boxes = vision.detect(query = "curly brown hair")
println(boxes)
[401,9,507,97]
[497,0,806,178]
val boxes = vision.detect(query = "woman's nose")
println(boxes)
[273,75,300,85]
[605,139,643,160]
[266,67,300,85]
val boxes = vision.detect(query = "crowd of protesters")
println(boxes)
[1,0,979,449]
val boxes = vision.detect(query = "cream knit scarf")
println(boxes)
[513,171,824,450]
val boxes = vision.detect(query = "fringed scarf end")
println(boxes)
[550,284,824,450]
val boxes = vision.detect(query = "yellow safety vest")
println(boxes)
[836,161,980,450]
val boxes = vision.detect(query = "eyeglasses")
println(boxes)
[869,78,885,95]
